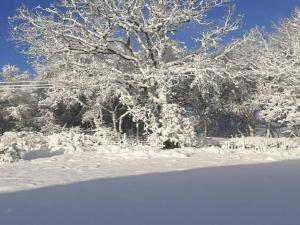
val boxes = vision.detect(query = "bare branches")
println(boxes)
[10,0,239,71]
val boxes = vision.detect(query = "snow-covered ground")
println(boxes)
[1,144,299,193]
[0,153,300,225]
[1,144,300,225]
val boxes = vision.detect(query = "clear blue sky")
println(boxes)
[1,0,300,73]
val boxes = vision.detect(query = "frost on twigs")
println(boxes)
[149,104,196,149]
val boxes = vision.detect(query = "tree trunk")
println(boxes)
[119,111,130,134]
[112,111,117,132]
[203,119,208,145]
[242,134,246,150]
[157,86,168,127]
[119,115,124,135]
[93,117,101,130]
[157,86,168,110]
[266,120,274,138]
[296,127,300,137]
[247,123,255,137]
[204,120,208,137]
[136,122,140,144]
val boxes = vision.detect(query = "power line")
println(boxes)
[0,81,102,91]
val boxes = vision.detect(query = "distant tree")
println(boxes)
[255,9,300,137]
[219,10,300,137]
[0,65,39,132]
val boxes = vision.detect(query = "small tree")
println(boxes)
[149,104,195,148]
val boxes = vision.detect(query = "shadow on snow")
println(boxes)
[1,160,300,225]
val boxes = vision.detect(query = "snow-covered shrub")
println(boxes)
[150,104,196,149]
[93,127,120,145]
[223,137,300,152]
[47,129,93,153]
[0,129,117,163]
[0,144,23,163]
[0,132,47,163]
[47,127,119,152]
[0,132,47,151]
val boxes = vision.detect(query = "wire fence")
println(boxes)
[0,81,106,91]
[0,81,67,89]
[0,81,59,91]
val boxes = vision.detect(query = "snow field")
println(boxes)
[1,131,300,193]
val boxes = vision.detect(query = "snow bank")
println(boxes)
[0,131,187,164]
[1,131,300,164]
[0,129,118,163]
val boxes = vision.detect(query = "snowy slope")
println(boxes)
[1,144,299,193]
[1,158,300,225]
[1,144,300,225]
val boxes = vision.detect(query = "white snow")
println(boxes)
[1,138,300,225]
[0,148,300,225]
[2,1,299,224]
[1,142,300,193]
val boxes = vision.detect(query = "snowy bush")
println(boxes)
[47,130,95,152]
[0,127,126,164]
[93,128,121,145]
[47,127,119,152]
[149,104,196,149]
[223,137,300,152]
[0,144,23,163]
[0,132,47,163]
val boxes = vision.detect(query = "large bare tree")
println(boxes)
[10,0,240,146]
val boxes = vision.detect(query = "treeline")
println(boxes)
[0,1,299,148]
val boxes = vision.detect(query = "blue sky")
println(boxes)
[0,0,300,72]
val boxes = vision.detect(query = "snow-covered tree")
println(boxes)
[149,104,196,148]
[266,9,300,136]
[0,65,39,132]
[1,64,29,81]
[219,9,300,137]
[10,0,241,147]
[213,28,265,136]
[251,9,300,137]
